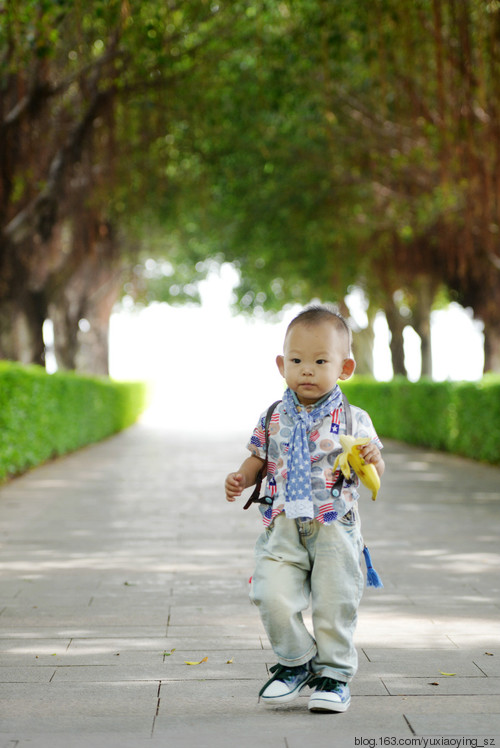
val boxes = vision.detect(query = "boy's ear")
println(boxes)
[339,357,356,381]
[276,355,285,377]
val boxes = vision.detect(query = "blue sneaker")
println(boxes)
[308,676,351,712]
[259,663,312,705]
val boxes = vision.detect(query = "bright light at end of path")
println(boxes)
[109,267,484,433]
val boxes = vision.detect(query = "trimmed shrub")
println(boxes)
[342,376,500,465]
[0,362,148,482]
[449,378,500,464]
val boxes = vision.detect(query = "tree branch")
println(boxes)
[3,88,109,246]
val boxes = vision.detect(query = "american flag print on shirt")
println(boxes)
[324,468,340,492]
[316,502,338,524]
[262,503,284,527]
[267,459,277,476]
[267,475,277,497]
[330,407,342,435]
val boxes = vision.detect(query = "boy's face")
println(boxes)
[276,321,355,406]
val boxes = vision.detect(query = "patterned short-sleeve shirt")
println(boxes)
[246,396,382,526]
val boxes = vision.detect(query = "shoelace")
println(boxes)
[259,663,308,698]
[308,676,343,692]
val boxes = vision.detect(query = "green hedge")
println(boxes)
[0,362,148,482]
[342,376,500,465]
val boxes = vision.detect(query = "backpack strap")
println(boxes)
[243,400,281,510]
[330,392,353,499]
[342,392,352,435]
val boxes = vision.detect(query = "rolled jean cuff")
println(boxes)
[312,665,351,683]
[277,642,317,668]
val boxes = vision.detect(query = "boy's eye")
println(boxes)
[316,359,327,365]
[291,358,301,364]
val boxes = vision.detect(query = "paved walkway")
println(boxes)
[0,421,499,747]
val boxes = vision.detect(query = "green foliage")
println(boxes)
[0,362,148,482]
[342,376,500,465]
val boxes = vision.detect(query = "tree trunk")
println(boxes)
[48,216,122,376]
[411,276,437,379]
[49,299,81,371]
[350,312,375,376]
[384,300,407,378]
[0,292,46,366]
[483,320,500,373]
[75,270,122,376]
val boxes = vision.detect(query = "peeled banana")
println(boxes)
[333,435,380,501]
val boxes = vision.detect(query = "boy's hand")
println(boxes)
[225,455,265,503]
[358,442,385,477]
[225,472,246,502]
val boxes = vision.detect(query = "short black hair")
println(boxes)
[286,305,352,353]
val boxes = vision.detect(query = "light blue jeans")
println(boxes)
[249,510,364,683]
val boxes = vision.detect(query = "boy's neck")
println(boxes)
[291,388,335,412]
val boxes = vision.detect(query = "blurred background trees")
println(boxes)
[1,0,499,376]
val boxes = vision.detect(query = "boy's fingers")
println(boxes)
[225,473,244,502]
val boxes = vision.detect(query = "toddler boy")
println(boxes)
[225,306,384,712]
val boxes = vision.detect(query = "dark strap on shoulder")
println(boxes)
[243,400,281,510]
[342,393,352,435]
[330,393,353,499]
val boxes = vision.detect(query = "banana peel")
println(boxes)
[333,436,380,501]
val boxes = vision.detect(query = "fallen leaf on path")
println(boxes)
[163,649,176,656]
[184,657,208,666]
[429,682,440,686]
[226,658,234,664]
[439,671,456,676]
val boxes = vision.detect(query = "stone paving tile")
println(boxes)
[0,611,169,626]
[0,682,158,734]
[0,736,205,748]
[66,637,174,653]
[0,638,71,655]
[356,633,460,649]
[405,712,500,737]
[163,635,270,651]
[51,660,267,682]
[382,676,500,696]
[0,650,163,667]
[448,633,500,648]
[360,648,493,672]
[0,667,56,683]
[359,657,485,678]
[0,625,168,638]
[476,657,500,676]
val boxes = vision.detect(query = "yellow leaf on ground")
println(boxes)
[184,657,208,666]
[439,671,456,676]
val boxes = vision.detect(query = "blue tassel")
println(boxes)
[363,545,384,589]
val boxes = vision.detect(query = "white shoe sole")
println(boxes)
[308,695,351,713]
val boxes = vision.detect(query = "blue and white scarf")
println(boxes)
[283,385,343,519]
